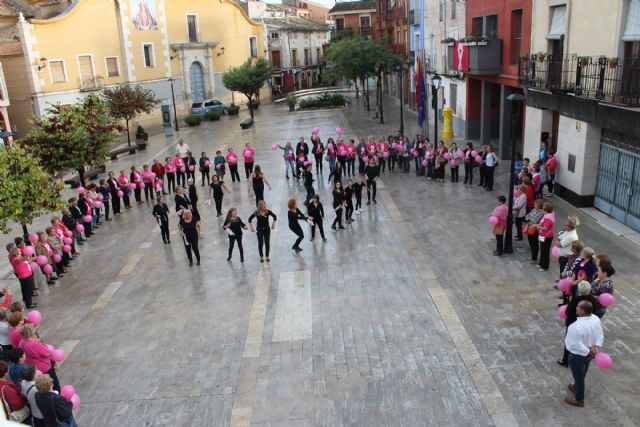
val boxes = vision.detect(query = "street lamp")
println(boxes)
[504,92,526,254]
[431,73,442,143]
[395,65,404,136]
[169,77,179,132]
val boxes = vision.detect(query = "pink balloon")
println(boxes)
[335,127,343,135]
[216,164,222,170]
[30,261,39,271]
[76,186,86,194]
[36,255,48,266]
[488,216,499,225]
[63,237,72,245]
[129,183,136,190]
[83,215,92,223]
[64,230,73,238]
[51,349,65,363]
[94,201,103,209]
[475,155,483,163]
[205,160,211,166]
[558,279,571,295]
[557,304,567,319]
[398,146,406,153]
[28,233,39,243]
[35,369,43,377]
[63,245,72,253]
[471,150,478,157]
[338,150,347,156]
[189,165,195,172]
[444,152,452,160]
[422,159,427,166]
[22,246,35,256]
[61,385,75,400]
[362,156,369,163]
[117,190,124,198]
[552,246,559,258]
[594,352,612,369]
[450,160,457,167]
[383,152,390,158]
[150,172,156,179]
[96,194,104,201]
[71,394,80,410]
[139,182,145,189]
[271,144,278,151]
[180,167,186,173]
[53,254,62,263]
[598,293,615,307]
[46,344,55,352]
[27,310,42,325]
[43,264,53,274]
[76,224,84,233]
[304,161,312,167]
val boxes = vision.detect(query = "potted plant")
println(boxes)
[135,125,148,150]
[441,37,456,45]
[579,57,589,67]
[536,51,546,62]
[184,115,202,127]
[227,103,240,116]
[249,99,260,110]
[285,94,297,112]
[205,110,222,121]
[608,57,618,69]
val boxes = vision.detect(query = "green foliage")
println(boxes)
[285,94,297,106]
[227,104,239,113]
[325,37,401,84]
[331,28,354,43]
[102,84,158,145]
[222,58,271,119]
[136,125,145,136]
[205,109,222,121]
[184,115,202,126]
[0,144,64,233]
[20,94,119,178]
[298,93,346,110]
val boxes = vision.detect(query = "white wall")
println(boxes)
[555,115,601,196]
[523,106,552,161]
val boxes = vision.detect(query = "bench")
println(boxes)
[240,118,254,129]
[64,165,106,188]
[109,146,137,160]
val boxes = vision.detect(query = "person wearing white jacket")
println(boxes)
[513,185,528,240]
[556,216,580,277]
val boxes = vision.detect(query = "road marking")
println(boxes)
[272,271,312,342]
[139,242,152,249]
[92,281,123,310]
[117,254,144,277]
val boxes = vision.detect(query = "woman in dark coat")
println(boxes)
[287,199,308,252]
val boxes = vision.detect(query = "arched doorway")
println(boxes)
[189,62,205,102]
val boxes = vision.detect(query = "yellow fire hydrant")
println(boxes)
[442,107,454,140]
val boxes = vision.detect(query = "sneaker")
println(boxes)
[323,238,327,242]
[227,257,231,262]
[260,258,264,262]
[538,268,547,272]
[266,257,270,262]
[367,201,371,205]
[564,397,584,408]
[310,238,314,241]
[338,226,345,229]
[355,210,361,215]
[373,200,377,204]
[197,260,200,266]
[331,225,337,230]
[241,257,244,263]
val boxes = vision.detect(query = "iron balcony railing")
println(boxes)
[520,54,640,107]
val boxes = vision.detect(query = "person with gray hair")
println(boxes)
[555,215,580,280]
[557,280,597,367]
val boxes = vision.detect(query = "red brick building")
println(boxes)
[464,0,531,157]
[328,0,376,38]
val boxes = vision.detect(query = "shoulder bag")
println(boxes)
[1,384,31,422]
[50,393,78,427]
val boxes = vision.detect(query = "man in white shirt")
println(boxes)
[484,146,498,191]
[564,300,604,407]
[176,139,190,159]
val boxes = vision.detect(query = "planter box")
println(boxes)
[135,142,147,150]
[227,108,240,116]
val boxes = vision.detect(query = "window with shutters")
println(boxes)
[105,57,119,77]
[187,15,199,43]
[291,49,298,67]
[49,60,66,83]
[78,55,94,84]
[143,44,155,67]
[249,36,258,58]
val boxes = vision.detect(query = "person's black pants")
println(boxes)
[495,233,504,255]
[347,159,355,176]
[450,167,459,182]
[254,189,264,207]
[464,162,473,184]
[83,221,92,237]
[103,201,110,220]
[528,232,539,261]
[436,165,445,180]
[245,162,254,179]
[228,235,244,259]
[314,156,323,173]
[201,169,210,186]
[144,184,154,201]
[332,206,343,228]
[479,166,486,186]
[311,221,325,240]
[355,194,362,211]
[229,165,240,182]
[0,344,12,361]
[46,366,61,392]
[548,174,555,194]
[177,172,186,188]
[358,158,366,174]
[167,173,176,193]
[345,202,354,220]
[559,256,569,275]
[289,224,304,249]
[184,236,200,264]
[305,184,314,205]
[485,166,495,190]
[378,157,386,173]
[514,216,525,240]
[111,196,120,214]
[134,188,142,203]
[18,275,34,307]
[367,181,377,202]
[539,237,553,270]
[160,223,170,243]
[257,227,270,258]
[214,194,223,215]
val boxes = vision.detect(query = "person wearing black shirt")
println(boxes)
[153,196,171,244]
[287,199,308,251]
[344,180,354,223]
[307,195,326,242]
[296,137,309,179]
[328,161,343,186]
[77,195,93,237]
[107,172,121,215]
[248,201,277,262]
[35,374,74,427]
[364,158,379,205]
[249,165,272,207]
[188,179,201,222]
[185,151,197,182]
[331,182,345,230]
[98,179,112,221]
[208,175,230,217]
[175,186,192,219]
[199,152,210,186]
[353,175,364,214]
[223,208,248,262]
[303,165,315,206]
[179,210,201,266]
[312,137,324,174]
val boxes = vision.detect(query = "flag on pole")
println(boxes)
[415,53,426,128]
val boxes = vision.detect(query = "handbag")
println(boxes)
[50,393,78,427]
[1,385,31,422]
[492,224,505,235]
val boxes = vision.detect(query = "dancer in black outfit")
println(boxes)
[353,174,364,215]
[107,172,121,215]
[187,179,201,222]
[208,175,230,217]
[463,142,474,185]
[248,200,277,262]
[364,158,379,205]
[307,195,327,242]
[178,210,201,266]
[199,152,210,186]
[185,151,197,182]
[174,186,192,219]
[223,208,248,262]
[331,182,346,230]
[287,199,308,252]
[344,180,354,223]
[328,161,343,186]
[312,137,324,174]
[249,165,272,207]
[303,164,315,205]
[152,196,171,244]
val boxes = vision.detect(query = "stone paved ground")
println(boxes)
[2,99,638,427]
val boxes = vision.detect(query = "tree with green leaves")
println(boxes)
[102,84,158,146]
[222,58,271,120]
[0,143,64,235]
[373,47,403,124]
[20,94,120,187]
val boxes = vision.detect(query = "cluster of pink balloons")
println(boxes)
[76,187,86,195]
[311,127,320,136]
[443,152,452,161]
[22,246,35,256]
[61,385,81,409]
[28,233,39,244]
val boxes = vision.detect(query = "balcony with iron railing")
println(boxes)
[520,54,640,107]
[359,26,372,36]
[79,76,104,92]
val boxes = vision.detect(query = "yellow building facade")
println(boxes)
[1,0,266,137]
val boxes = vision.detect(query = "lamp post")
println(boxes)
[431,74,442,143]
[395,65,404,136]
[169,77,179,132]
[504,93,526,254]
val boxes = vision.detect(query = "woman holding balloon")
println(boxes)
[463,143,475,184]
[20,324,60,391]
[35,374,75,426]
[326,138,337,173]
[489,195,508,256]
[8,247,36,309]
[34,232,56,285]
[590,260,615,318]
[312,137,325,174]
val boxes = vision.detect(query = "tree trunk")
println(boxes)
[354,80,359,99]
[21,223,29,243]
[378,74,384,124]
[363,77,370,111]
[126,118,131,147]
[247,95,254,121]
[78,168,86,188]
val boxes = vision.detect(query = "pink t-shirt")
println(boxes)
[9,255,32,279]
[9,327,23,348]
[242,148,255,163]
[226,153,238,165]
[20,339,51,373]
[492,204,509,227]
[539,213,555,238]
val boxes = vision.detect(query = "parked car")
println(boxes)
[191,99,226,116]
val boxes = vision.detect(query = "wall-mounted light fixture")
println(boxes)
[37,57,47,71]
[217,47,225,57]
[170,48,178,60]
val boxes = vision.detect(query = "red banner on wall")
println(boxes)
[453,41,469,72]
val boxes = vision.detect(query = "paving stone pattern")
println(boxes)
[6,100,639,427]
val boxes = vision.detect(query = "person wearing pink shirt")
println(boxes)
[7,313,24,348]
[130,166,143,204]
[534,202,555,271]
[164,157,176,194]
[242,143,255,179]
[8,247,36,308]
[151,159,166,195]
[117,170,132,209]
[376,138,389,174]
[19,324,60,392]
[346,139,357,177]
[326,138,337,172]
[174,154,186,187]
[226,148,240,182]
[491,195,509,256]
[141,164,155,202]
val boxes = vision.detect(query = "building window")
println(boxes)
[472,17,483,35]
[451,0,456,19]
[291,49,298,66]
[304,48,309,65]
[270,31,279,39]
[49,60,66,83]
[415,32,420,52]
[449,83,457,112]
[105,57,120,77]
[510,9,523,65]
[143,44,155,67]
[77,55,94,84]
[249,36,258,58]
[187,15,198,43]
[485,15,498,38]
[439,0,444,22]
[316,47,321,63]
[335,18,344,30]
[360,16,370,28]
[271,51,281,68]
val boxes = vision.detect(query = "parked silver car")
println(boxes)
[191,99,226,115]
